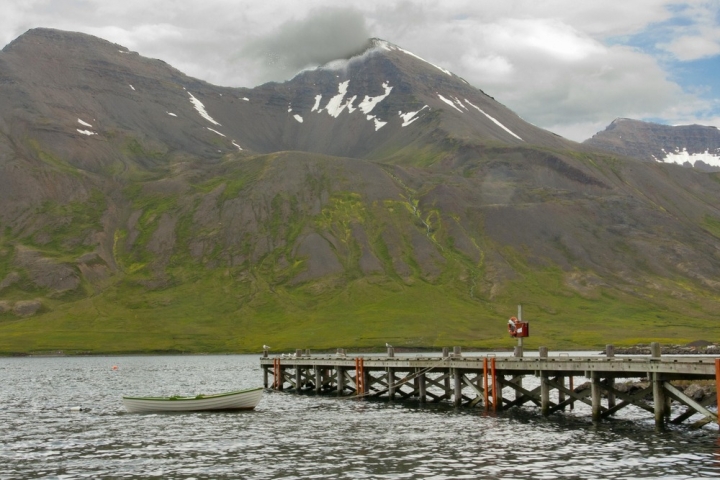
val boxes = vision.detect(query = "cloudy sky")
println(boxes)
[2,0,719,141]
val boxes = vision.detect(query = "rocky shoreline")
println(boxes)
[607,342,720,355]
[574,379,717,405]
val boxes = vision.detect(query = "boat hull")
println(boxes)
[122,387,263,413]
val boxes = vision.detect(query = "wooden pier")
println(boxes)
[260,343,720,429]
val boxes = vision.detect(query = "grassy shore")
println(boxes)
[1,265,718,355]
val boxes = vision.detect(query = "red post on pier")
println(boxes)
[355,357,366,396]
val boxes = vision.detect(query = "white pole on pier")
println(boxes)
[515,304,523,357]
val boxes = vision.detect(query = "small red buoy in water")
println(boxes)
[112,365,118,371]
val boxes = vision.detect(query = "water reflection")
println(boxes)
[1,355,719,479]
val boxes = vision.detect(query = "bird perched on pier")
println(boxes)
[263,345,270,350]
[386,343,392,348]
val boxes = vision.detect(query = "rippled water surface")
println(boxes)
[2,355,720,479]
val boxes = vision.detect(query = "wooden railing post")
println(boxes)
[650,342,661,359]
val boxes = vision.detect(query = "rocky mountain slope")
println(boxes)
[1,28,720,353]
[584,118,720,171]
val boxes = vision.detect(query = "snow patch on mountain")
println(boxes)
[453,96,468,111]
[77,129,96,136]
[167,112,177,117]
[188,92,221,126]
[437,94,464,113]
[312,95,323,113]
[314,81,393,131]
[659,148,720,168]
[207,127,225,137]
[464,99,523,141]
[359,82,393,114]
[399,106,429,127]
[232,140,242,150]
[78,119,92,127]
[345,96,357,113]
[294,114,304,123]
[129,84,135,91]
[366,115,387,131]
[325,81,352,118]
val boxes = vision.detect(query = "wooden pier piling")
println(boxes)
[261,345,720,429]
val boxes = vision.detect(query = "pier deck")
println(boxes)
[260,344,720,429]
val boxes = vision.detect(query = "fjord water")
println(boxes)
[2,355,720,479]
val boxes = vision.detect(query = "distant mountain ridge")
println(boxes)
[584,118,720,171]
[1,28,720,354]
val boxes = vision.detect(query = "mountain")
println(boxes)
[1,28,720,354]
[584,118,720,171]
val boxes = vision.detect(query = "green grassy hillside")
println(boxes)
[1,262,718,354]
[2,148,720,355]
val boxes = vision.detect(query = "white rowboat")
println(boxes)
[122,387,263,413]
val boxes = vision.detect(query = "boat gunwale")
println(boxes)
[122,387,263,402]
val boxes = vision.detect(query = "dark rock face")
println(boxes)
[12,299,42,317]
[584,118,720,171]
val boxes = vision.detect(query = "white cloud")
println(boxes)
[480,18,606,62]
[663,34,720,60]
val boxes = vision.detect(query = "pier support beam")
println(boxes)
[454,368,462,407]
[539,348,549,414]
[419,371,426,403]
[716,358,720,427]
[605,345,616,410]
[491,358,498,411]
[263,367,269,389]
[444,369,451,400]
[540,373,550,416]
[388,368,396,400]
[591,372,602,422]
[315,367,322,393]
[653,372,666,430]
[556,376,565,411]
[337,367,344,394]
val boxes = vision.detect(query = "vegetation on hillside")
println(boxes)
[2,144,720,355]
